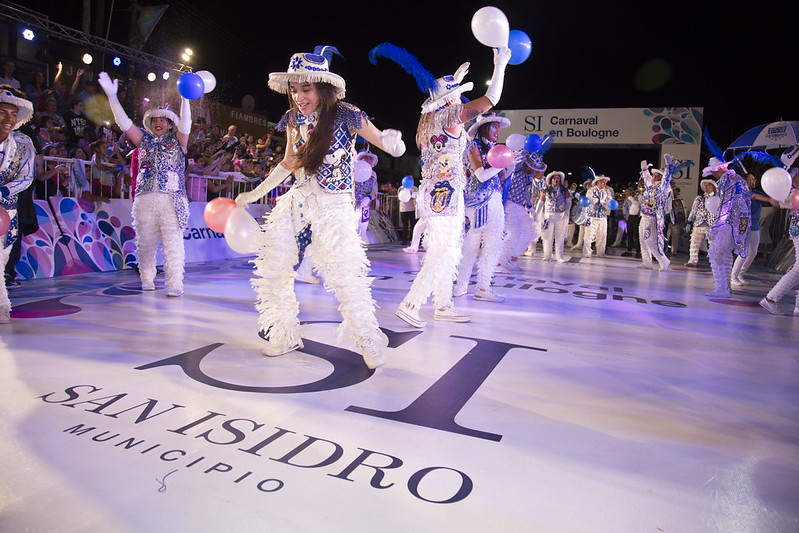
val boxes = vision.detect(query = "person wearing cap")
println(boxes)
[582,174,613,258]
[539,171,572,262]
[369,43,512,326]
[97,71,192,297]
[570,179,592,250]
[620,183,643,257]
[759,169,799,316]
[454,111,511,302]
[234,48,406,369]
[702,156,750,297]
[498,151,543,269]
[0,85,35,323]
[685,179,718,266]
[637,155,674,271]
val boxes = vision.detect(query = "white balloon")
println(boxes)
[705,195,721,215]
[196,70,216,94]
[398,189,411,203]
[471,6,510,48]
[224,207,261,254]
[761,167,792,202]
[353,159,372,182]
[505,133,525,152]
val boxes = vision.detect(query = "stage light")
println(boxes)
[82,53,93,65]
[181,53,190,62]
[22,29,35,41]
[184,48,193,56]
[162,71,170,80]
[147,72,156,82]
[112,57,122,67]
[142,97,150,106]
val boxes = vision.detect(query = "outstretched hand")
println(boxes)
[664,153,673,166]
[97,72,118,97]
[381,129,406,158]
[494,46,512,68]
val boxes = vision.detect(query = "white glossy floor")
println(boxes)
[1,245,797,533]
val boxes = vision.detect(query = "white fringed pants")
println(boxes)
[252,188,380,350]
[133,193,185,292]
[541,210,569,261]
[708,225,736,291]
[455,194,504,293]
[500,201,536,263]
[688,225,710,264]
[639,214,668,268]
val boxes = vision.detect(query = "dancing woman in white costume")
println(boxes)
[98,72,191,297]
[234,49,406,369]
[759,169,799,316]
[369,43,512,327]
[540,171,572,262]
[0,86,35,324]
[454,112,511,302]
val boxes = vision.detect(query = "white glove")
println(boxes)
[178,97,192,135]
[98,72,132,132]
[474,166,503,182]
[664,153,673,166]
[485,47,512,105]
[235,163,290,207]
[380,129,406,157]
[640,160,649,171]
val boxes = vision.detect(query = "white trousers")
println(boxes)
[456,194,505,293]
[708,225,736,291]
[731,229,760,280]
[639,214,668,268]
[541,210,569,261]
[766,236,799,309]
[583,217,607,256]
[0,235,11,315]
[133,193,185,291]
[409,217,428,251]
[500,201,537,263]
[688,225,710,264]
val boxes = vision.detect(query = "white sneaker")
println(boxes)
[402,247,418,254]
[0,305,10,324]
[637,263,653,270]
[474,287,504,303]
[705,288,731,298]
[684,261,697,267]
[434,305,471,322]
[141,281,155,291]
[452,285,468,297]
[295,273,321,284]
[658,258,670,271]
[793,307,799,317]
[166,287,183,297]
[730,278,743,288]
[262,339,304,357]
[396,304,426,328]
[556,257,567,263]
[358,339,386,369]
[759,298,783,315]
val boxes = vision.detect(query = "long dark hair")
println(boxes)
[289,82,338,175]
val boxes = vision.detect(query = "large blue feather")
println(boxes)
[369,43,437,95]
[313,45,342,66]
[703,127,725,160]
[736,150,783,168]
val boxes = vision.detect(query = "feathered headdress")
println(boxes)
[369,42,473,113]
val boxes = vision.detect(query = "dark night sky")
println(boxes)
[20,0,798,180]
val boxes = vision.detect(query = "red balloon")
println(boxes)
[791,189,799,211]
[0,206,10,235]
[204,197,236,233]
[486,144,513,168]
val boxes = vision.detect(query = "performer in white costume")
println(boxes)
[0,86,35,323]
[454,112,510,301]
[404,179,429,253]
[730,173,775,286]
[354,150,379,243]
[582,175,613,258]
[540,171,572,262]
[703,157,750,298]
[637,155,674,271]
[498,151,541,270]
[234,49,406,369]
[98,72,191,297]
[759,169,799,316]
[369,42,512,327]
[684,179,717,266]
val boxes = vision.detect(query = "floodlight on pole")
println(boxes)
[147,72,156,82]
[22,29,35,41]
[82,53,93,64]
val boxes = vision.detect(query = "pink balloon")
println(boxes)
[791,189,799,211]
[486,144,513,168]
[0,206,9,235]
[204,197,236,233]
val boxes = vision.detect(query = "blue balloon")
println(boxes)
[402,176,414,189]
[177,72,205,100]
[524,134,542,152]
[608,199,619,210]
[508,30,532,65]
[578,195,590,207]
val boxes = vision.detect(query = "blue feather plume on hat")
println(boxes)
[369,43,437,96]
[313,45,342,65]
[703,127,725,161]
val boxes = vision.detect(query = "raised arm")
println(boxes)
[356,118,406,158]
[457,47,512,126]
[97,72,143,146]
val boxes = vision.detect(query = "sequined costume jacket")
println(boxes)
[712,170,751,257]
[463,137,501,209]
[506,165,533,209]
[687,194,715,227]
[135,130,190,229]
[0,131,35,246]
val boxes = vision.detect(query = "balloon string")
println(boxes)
[156,469,178,493]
